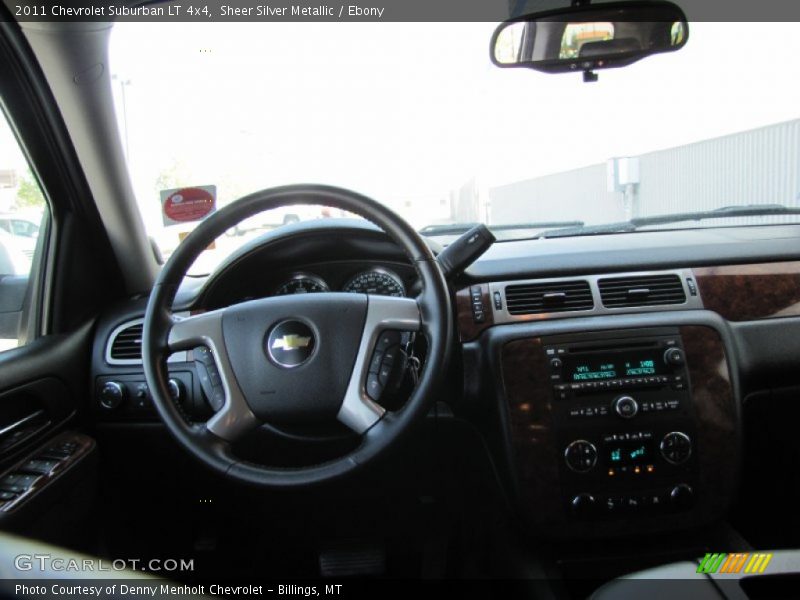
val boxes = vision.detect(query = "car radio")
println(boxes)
[542,330,696,519]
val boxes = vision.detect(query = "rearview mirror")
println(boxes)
[491,1,688,80]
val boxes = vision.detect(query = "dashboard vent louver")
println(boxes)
[109,322,143,361]
[598,274,686,308]
[505,280,593,315]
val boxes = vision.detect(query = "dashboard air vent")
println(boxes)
[109,322,143,361]
[505,280,593,315]
[598,274,686,308]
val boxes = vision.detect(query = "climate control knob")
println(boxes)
[612,395,638,419]
[669,483,694,509]
[664,347,685,367]
[99,381,126,410]
[564,440,597,473]
[570,493,597,516]
[660,431,692,464]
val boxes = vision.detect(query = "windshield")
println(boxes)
[110,22,800,271]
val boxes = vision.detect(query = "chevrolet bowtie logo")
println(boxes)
[271,334,312,351]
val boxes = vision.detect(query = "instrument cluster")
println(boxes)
[274,267,406,297]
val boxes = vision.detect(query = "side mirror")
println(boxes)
[491,1,688,80]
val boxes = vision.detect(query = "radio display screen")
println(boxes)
[564,350,668,382]
[604,439,654,466]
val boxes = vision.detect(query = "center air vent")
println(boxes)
[598,274,686,308]
[505,280,593,315]
[109,321,143,361]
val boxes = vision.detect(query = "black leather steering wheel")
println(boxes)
[142,184,452,487]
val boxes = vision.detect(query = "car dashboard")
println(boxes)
[87,219,800,548]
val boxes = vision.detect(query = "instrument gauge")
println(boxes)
[342,268,405,297]
[274,273,329,295]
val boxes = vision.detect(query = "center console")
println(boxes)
[546,330,696,518]
[495,322,739,539]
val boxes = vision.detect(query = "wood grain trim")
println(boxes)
[456,285,493,342]
[679,325,738,519]
[695,261,800,321]
[501,338,563,522]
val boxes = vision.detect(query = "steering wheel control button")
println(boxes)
[365,330,412,402]
[366,373,383,401]
[193,346,226,410]
[368,350,384,374]
[376,330,401,351]
[378,363,393,386]
[99,381,126,410]
[266,320,316,368]
[564,440,597,473]
[660,431,692,465]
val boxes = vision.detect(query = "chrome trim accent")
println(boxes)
[489,268,702,324]
[105,316,189,365]
[0,410,45,439]
[337,295,420,434]
[168,310,258,441]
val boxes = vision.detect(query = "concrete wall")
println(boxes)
[485,118,800,226]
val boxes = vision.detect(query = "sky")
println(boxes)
[104,21,800,235]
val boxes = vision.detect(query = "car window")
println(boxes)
[0,109,48,352]
[110,22,800,259]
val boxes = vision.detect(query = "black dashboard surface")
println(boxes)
[175,220,428,310]
[462,224,800,282]
[170,222,800,310]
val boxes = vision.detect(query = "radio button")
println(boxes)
[664,348,685,367]
[612,395,638,419]
[564,440,597,473]
[550,357,563,370]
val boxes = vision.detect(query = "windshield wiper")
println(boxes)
[420,220,583,236]
[538,204,800,238]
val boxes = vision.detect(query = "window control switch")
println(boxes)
[18,459,60,476]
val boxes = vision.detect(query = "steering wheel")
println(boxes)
[142,184,452,487]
